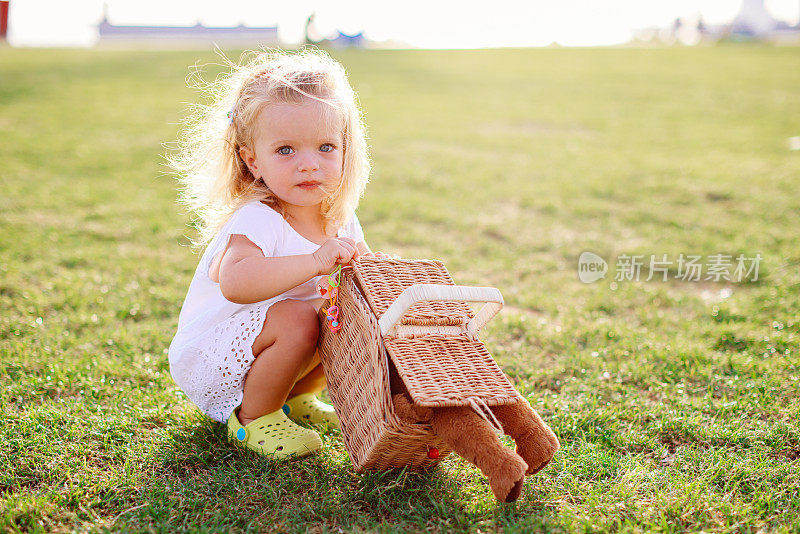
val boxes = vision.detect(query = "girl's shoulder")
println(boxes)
[204,201,286,262]
[341,210,365,243]
[236,200,282,217]
[227,200,284,228]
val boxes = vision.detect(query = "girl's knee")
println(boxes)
[269,299,319,345]
[252,299,320,355]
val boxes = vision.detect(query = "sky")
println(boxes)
[6,0,800,48]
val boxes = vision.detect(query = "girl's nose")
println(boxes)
[297,152,319,172]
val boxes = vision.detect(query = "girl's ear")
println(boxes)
[239,146,258,178]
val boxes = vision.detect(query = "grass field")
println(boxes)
[1,44,799,532]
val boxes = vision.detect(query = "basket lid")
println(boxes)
[351,258,474,327]
[384,334,521,408]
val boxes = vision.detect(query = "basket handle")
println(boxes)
[378,283,504,337]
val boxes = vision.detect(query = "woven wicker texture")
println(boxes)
[384,335,521,408]
[317,266,452,471]
[353,258,474,326]
[317,257,521,471]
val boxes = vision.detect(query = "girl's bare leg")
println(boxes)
[238,299,320,425]
[286,295,328,397]
[288,352,327,397]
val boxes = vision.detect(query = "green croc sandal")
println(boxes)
[227,407,323,459]
[284,393,341,429]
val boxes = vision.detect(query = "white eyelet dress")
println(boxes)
[168,201,365,423]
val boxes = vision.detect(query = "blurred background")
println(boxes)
[2,0,799,531]
[3,0,800,49]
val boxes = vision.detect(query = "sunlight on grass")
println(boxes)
[1,45,799,532]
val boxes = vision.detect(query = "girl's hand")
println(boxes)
[312,237,358,275]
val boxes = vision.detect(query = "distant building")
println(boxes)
[633,0,800,44]
[730,0,796,37]
[98,14,279,45]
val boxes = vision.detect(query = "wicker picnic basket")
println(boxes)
[316,257,523,471]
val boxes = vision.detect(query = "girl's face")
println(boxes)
[240,99,344,216]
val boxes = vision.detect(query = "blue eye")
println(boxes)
[320,144,335,153]
[278,146,293,155]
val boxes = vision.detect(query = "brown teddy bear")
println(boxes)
[389,366,560,503]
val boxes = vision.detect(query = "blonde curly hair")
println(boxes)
[168,47,370,247]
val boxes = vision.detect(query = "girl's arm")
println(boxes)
[218,234,357,304]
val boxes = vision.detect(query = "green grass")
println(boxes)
[1,44,799,532]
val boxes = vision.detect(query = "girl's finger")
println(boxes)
[339,241,356,256]
[338,237,357,254]
[337,243,356,262]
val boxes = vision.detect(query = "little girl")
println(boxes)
[168,48,383,459]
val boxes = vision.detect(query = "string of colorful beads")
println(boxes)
[317,264,343,333]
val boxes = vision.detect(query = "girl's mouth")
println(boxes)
[297,181,320,190]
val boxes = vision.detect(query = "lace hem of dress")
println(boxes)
[171,304,270,423]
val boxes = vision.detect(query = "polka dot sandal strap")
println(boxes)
[283,393,341,429]
[227,407,322,459]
